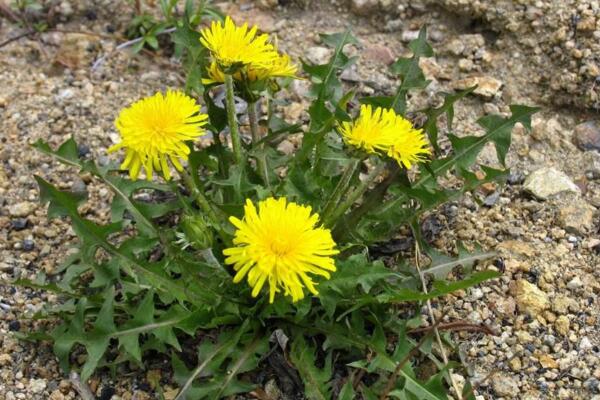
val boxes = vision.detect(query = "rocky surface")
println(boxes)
[340,0,600,111]
[1,0,600,399]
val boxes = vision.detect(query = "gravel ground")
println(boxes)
[1,1,599,399]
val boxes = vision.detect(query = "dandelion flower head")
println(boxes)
[109,90,207,180]
[339,104,430,168]
[223,197,339,303]
[200,17,297,83]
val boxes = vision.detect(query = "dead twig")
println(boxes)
[0,29,35,49]
[378,309,448,399]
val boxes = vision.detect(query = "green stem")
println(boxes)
[224,74,242,164]
[180,170,219,223]
[325,162,385,228]
[248,101,270,190]
[320,159,360,226]
[333,162,399,239]
[179,170,230,245]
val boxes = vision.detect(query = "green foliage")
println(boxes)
[125,0,223,54]
[16,9,538,400]
[290,336,333,400]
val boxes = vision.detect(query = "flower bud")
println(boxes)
[180,214,213,250]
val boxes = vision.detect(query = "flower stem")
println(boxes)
[248,101,270,190]
[179,169,230,245]
[324,162,385,228]
[320,159,360,226]
[224,74,243,164]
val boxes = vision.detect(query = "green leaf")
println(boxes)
[32,138,161,237]
[173,321,252,400]
[423,246,496,279]
[339,380,356,400]
[35,176,194,304]
[423,87,476,154]
[290,336,332,400]
[80,288,116,381]
[379,270,500,303]
[319,254,393,317]
[213,334,265,399]
[299,29,357,157]
[352,105,536,243]
[388,26,433,114]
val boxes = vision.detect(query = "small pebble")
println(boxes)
[22,240,35,252]
[8,321,20,331]
[10,218,29,231]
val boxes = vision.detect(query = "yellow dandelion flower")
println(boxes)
[108,90,207,181]
[202,53,297,84]
[339,104,430,168]
[223,197,339,303]
[200,16,278,71]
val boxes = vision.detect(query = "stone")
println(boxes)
[496,240,535,258]
[140,71,160,82]
[511,279,549,316]
[363,44,395,65]
[524,168,580,200]
[0,353,12,366]
[509,357,522,371]
[350,0,378,16]
[22,239,35,252]
[305,46,331,65]
[49,390,65,400]
[8,201,35,217]
[566,276,583,290]
[555,315,570,335]
[277,140,295,155]
[419,57,441,80]
[539,354,559,369]
[552,295,579,314]
[458,58,474,71]
[531,116,559,141]
[557,199,595,235]
[28,378,47,394]
[574,121,600,152]
[580,337,593,351]
[453,76,503,98]
[492,374,519,397]
[10,218,29,231]
[446,39,465,56]
[401,30,420,42]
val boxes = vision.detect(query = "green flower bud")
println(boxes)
[181,214,213,250]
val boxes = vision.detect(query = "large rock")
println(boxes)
[574,121,600,152]
[453,76,503,98]
[523,168,580,200]
[557,199,596,235]
[511,279,549,316]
